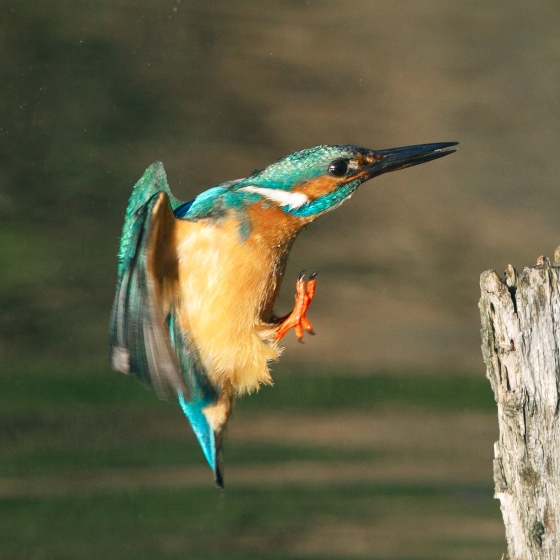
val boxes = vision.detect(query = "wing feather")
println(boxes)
[110,189,190,400]
[109,163,225,484]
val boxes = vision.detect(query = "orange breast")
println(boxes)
[173,206,308,396]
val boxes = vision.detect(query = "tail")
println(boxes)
[178,391,224,488]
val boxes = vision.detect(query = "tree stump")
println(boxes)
[479,251,560,559]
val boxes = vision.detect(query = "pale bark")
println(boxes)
[480,252,560,559]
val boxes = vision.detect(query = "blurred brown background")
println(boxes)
[2,1,560,559]
[3,0,560,371]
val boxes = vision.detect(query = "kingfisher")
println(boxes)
[109,141,457,487]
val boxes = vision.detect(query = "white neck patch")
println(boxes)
[239,185,309,210]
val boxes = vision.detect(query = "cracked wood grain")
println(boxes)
[480,251,560,559]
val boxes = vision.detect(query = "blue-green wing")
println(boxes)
[116,162,183,278]
[109,188,187,400]
[109,163,223,485]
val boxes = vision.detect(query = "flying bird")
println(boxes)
[109,142,457,487]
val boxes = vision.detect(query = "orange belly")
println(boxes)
[174,217,282,395]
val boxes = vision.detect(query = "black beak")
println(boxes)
[366,142,458,178]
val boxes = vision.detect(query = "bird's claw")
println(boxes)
[275,271,318,342]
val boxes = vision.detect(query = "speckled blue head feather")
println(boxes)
[237,145,361,191]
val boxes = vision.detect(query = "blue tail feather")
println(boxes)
[178,390,216,471]
[168,312,223,486]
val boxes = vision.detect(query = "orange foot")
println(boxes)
[275,271,317,343]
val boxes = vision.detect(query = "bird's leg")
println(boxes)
[274,272,317,343]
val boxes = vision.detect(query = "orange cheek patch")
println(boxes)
[292,175,341,200]
[292,166,374,200]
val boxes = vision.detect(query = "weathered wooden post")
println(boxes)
[480,251,560,559]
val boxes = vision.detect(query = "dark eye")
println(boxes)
[328,159,349,177]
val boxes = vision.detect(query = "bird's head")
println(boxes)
[233,142,457,219]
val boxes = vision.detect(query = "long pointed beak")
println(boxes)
[366,142,458,178]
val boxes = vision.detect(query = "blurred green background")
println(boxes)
[3,0,560,558]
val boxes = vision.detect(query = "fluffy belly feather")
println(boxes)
[174,218,282,395]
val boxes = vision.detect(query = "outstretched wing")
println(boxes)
[109,186,187,400]
[109,163,223,485]
[116,162,183,278]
